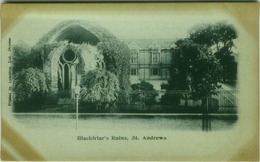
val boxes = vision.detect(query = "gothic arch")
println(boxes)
[38,20,126,98]
[49,44,85,94]
[36,20,115,46]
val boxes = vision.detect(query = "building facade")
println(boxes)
[123,39,176,89]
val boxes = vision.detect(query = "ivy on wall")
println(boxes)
[12,20,131,108]
[97,37,131,91]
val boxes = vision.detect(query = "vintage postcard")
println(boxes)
[1,3,259,161]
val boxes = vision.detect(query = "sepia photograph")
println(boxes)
[1,3,259,161]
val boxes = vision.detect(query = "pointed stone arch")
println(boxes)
[49,44,85,93]
[37,20,130,99]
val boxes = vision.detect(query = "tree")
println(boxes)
[80,69,120,111]
[168,38,202,90]
[12,41,32,73]
[131,81,158,107]
[13,68,49,111]
[190,22,237,50]
[162,23,225,108]
[189,22,238,81]
[161,39,216,106]
[189,54,222,100]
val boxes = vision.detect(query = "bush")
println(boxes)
[160,92,181,106]
[43,91,59,105]
[13,68,49,111]
[130,81,158,106]
[80,69,120,111]
[13,68,48,102]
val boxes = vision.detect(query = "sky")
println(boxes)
[9,12,239,47]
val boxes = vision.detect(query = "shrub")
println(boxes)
[43,91,59,105]
[160,92,181,106]
[13,68,49,111]
[130,81,158,106]
[13,68,48,102]
[80,69,120,111]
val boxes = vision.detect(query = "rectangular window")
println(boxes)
[152,68,159,76]
[130,68,138,75]
[131,52,138,64]
[152,52,160,64]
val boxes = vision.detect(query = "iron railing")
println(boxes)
[56,89,238,112]
[128,90,237,106]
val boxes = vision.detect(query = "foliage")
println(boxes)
[12,41,32,73]
[80,69,120,111]
[35,20,132,92]
[172,42,221,99]
[43,91,59,105]
[168,38,204,90]
[12,41,62,73]
[36,20,116,46]
[130,81,158,106]
[189,22,237,50]
[97,38,131,91]
[163,22,230,103]
[189,22,238,81]
[116,90,130,110]
[34,19,131,91]
[189,55,222,99]
[13,68,48,103]
[30,42,62,69]
[160,91,181,106]
[11,20,131,112]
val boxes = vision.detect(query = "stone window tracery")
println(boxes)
[58,49,82,94]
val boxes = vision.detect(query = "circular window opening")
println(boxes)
[63,50,76,62]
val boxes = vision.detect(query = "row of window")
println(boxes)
[130,52,161,64]
[130,68,160,76]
